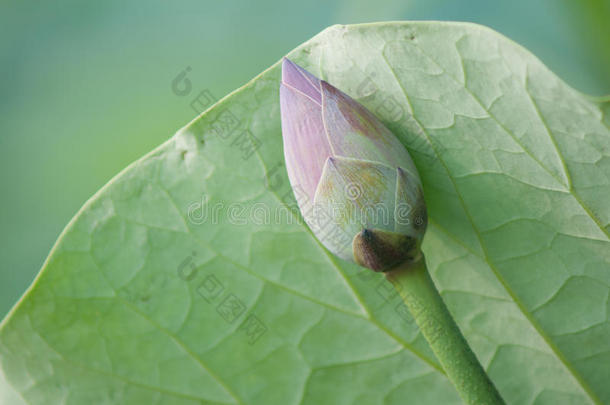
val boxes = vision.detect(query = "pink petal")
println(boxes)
[320,81,418,178]
[281,58,322,105]
[280,83,332,201]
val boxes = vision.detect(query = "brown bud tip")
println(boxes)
[352,228,419,272]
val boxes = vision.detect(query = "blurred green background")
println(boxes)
[1,0,609,319]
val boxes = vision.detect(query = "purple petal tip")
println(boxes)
[281,58,322,104]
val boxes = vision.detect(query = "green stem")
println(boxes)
[386,256,505,405]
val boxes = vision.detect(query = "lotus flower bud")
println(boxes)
[280,58,427,271]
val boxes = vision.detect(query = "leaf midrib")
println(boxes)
[379,44,603,404]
